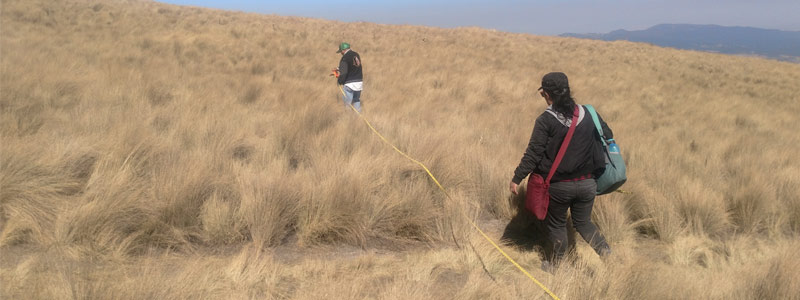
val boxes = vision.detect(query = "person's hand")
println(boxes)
[509,181,519,195]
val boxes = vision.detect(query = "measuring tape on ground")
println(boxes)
[337,85,561,300]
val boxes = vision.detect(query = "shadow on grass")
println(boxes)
[501,191,576,261]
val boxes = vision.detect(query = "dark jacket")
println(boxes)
[338,50,363,85]
[512,105,613,184]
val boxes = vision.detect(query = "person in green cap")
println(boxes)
[333,42,363,112]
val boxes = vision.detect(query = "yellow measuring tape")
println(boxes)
[338,86,560,300]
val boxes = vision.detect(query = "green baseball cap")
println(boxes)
[336,42,350,53]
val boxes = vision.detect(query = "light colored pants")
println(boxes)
[342,85,362,113]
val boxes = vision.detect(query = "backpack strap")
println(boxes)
[584,104,618,168]
[583,105,607,147]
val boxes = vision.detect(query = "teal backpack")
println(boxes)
[584,105,627,195]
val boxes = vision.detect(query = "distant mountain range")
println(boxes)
[561,24,800,62]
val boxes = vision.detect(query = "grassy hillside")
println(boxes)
[2,0,800,299]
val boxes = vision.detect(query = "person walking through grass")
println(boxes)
[509,72,613,270]
[333,42,363,113]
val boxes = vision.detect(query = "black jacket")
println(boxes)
[338,50,363,85]
[512,105,613,184]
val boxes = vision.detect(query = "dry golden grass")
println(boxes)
[2,0,800,299]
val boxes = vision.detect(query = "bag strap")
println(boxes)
[584,104,618,168]
[546,105,580,184]
[583,104,607,147]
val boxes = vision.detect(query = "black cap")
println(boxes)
[538,72,569,92]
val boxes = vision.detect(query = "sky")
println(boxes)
[158,0,800,36]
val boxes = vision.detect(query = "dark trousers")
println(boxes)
[546,179,610,262]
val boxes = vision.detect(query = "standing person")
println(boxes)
[509,72,613,270]
[333,42,363,113]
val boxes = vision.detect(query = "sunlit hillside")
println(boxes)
[2,0,800,299]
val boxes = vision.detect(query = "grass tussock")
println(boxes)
[2,0,800,298]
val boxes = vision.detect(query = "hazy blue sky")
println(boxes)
[158,0,800,35]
